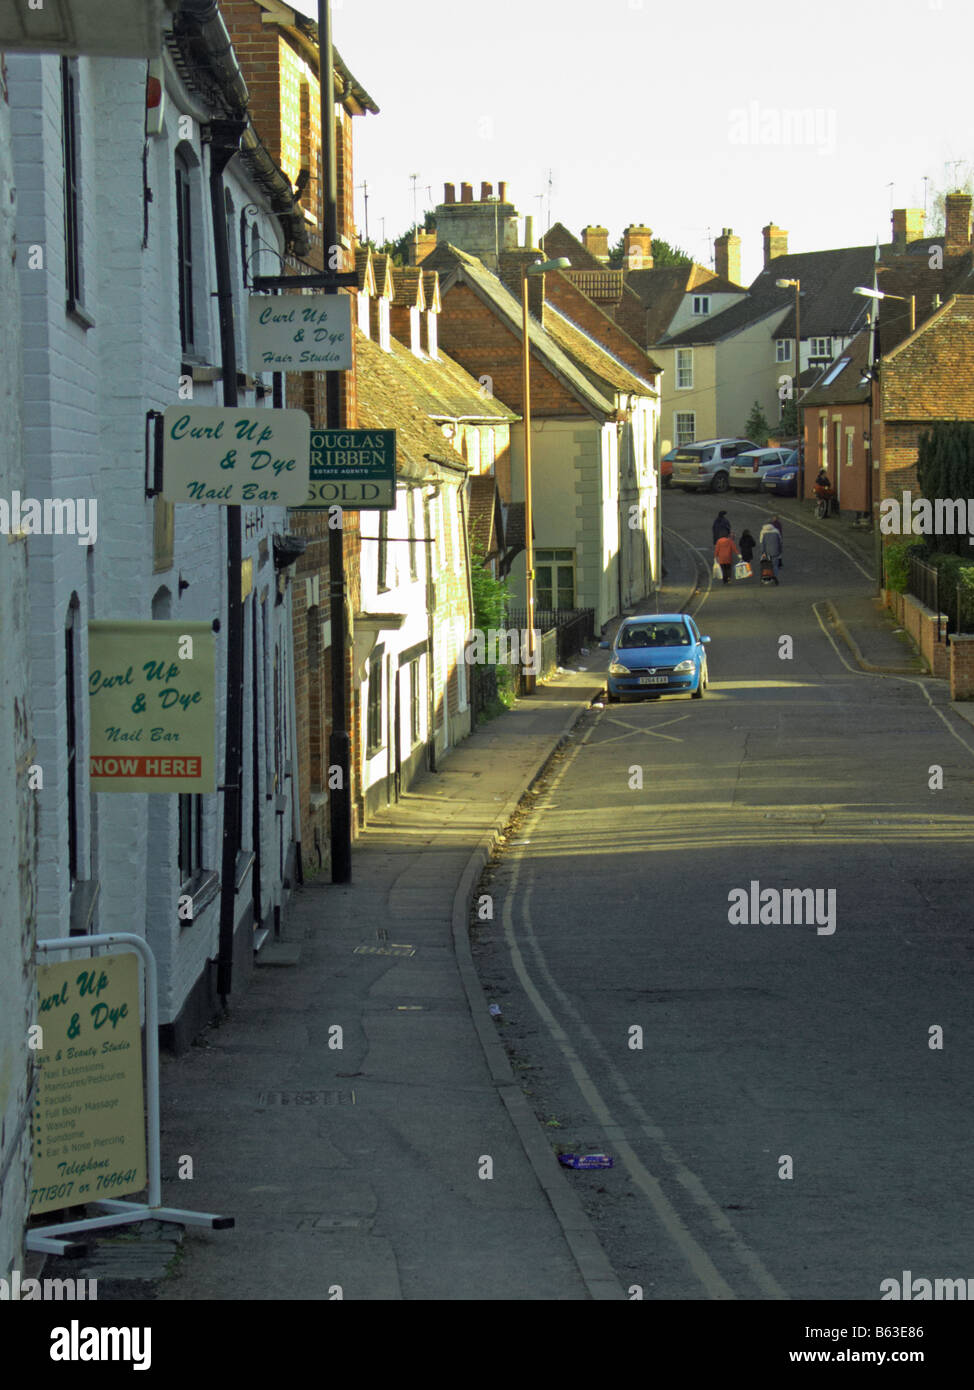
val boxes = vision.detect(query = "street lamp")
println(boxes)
[521,255,570,694]
[853,285,915,334]
[775,277,803,501]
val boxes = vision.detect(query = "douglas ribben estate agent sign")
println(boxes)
[248,294,352,373]
[88,621,215,792]
[31,952,147,1216]
[161,406,310,505]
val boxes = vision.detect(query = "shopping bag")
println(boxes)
[734,561,752,580]
[712,560,722,580]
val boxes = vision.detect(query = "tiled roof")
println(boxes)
[882,295,974,421]
[355,245,375,295]
[876,246,974,356]
[354,329,467,481]
[423,272,441,312]
[664,244,881,347]
[542,222,606,270]
[371,254,394,298]
[544,306,658,396]
[626,266,693,342]
[799,329,871,407]
[392,267,425,309]
[425,242,617,417]
[385,335,518,424]
[468,474,504,558]
[502,500,527,555]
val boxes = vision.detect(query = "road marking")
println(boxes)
[502,723,789,1301]
[813,602,974,761]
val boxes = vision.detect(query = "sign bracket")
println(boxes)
[26,933,233,1256]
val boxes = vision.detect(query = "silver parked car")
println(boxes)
[671,438,760,493]
[729,446,793,492]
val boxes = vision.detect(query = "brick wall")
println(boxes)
[950,633,974,698]
[437,283,586,417]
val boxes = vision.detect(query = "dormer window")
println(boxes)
[692,295,710,315]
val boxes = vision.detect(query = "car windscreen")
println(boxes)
[618,623,691,648]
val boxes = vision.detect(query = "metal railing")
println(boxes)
[507,607,596,665]
[907,557,941,638]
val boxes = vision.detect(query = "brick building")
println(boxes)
[221,0,379,859]
[426,208,661,629]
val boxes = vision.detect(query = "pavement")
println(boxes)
[43,644,628,1301]
[34,514,966,1302]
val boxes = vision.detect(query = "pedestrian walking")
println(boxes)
[712,509,732,543]
[758,520,782,584]
[739,529,757,563]
[714,532,739,584]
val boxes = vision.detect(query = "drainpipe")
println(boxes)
[207,119,248,1002]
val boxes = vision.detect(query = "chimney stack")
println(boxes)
[891,208,925,252]
[407,230,437,266]
[498,250,546,325]
[460,181,473,204]
[944,192,972,255]
[581,225,610,262]
[762,222,788,267]
[714,227,742,284]
[622,224,653,271]
[444,182,456,204]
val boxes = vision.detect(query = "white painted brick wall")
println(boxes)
[8,46,298,1036]
[0,70,37,1280]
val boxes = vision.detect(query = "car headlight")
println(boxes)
[782,471,796,480]
[608,661,631,676]
[673,659,695,673]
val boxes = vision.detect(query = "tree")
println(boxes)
[925,166,974,236]
[607,234,691,269]
[744,400,771,447]
[364,211,436,267]
[776,397,798,437]
[917,421,974,554]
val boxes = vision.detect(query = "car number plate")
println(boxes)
[638,676,668,685]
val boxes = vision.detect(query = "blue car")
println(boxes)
[600,612,711,702]
[762,448,799,497]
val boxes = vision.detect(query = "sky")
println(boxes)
[291,0,973,285]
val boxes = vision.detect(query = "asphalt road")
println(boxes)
[473,487,974,1300]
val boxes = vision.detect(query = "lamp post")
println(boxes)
[775,277,803,499]
[521,255,570,694]
[854,286,915,597]
[853,285,915,334]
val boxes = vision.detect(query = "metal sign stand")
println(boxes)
[26,933,233,1256]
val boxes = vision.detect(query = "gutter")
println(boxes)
[174,0,309,257]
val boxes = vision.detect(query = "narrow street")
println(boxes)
[473,489,974,1299]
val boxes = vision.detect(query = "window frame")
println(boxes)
[61,56,92,326]
[366,647,385,755]
[692,295,710,316]
[175,150,197,357]
[676,348,693,389]
[674,412,695,447]
[775,339,792,363]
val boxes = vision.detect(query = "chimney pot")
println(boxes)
[524,215,535,249]
[460,182,474,204]
[444,182,456,203]
[481,181,493,200]
[498,181,508,203]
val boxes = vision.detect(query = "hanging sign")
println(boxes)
[87,620,216,792]
[31,951,147,1216]
[161,406,311,505]
[248,294,353,373]
[300,429,396,511]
